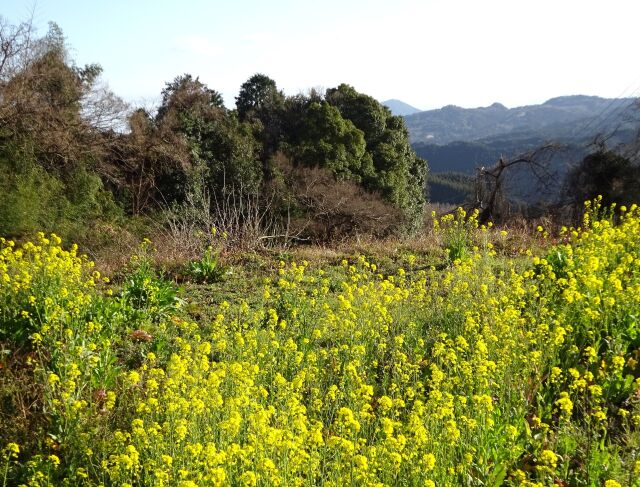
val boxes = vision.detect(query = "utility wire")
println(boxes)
[588,86,640,139]
[572,74,640,142]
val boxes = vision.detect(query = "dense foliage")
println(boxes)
[427,172,475,205]
[566,149,640,209]
[0,22,427,243]
[0,23,121,240]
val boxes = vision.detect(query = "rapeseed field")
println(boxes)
[2,199,640,486]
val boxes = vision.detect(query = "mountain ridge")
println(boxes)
[407,95,639,206]
[405,95,637,145]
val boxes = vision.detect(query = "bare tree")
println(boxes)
[81,79,129,132]
[473,144,560,225]
[0,14,35,83]
[1,17,130,171]
[96,108,193,216]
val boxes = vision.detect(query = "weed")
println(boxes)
[185,246,228,283]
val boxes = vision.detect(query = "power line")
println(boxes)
[572,74,640,142]
[588,87,640,139]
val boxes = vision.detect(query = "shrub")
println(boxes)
[274,160,406,242]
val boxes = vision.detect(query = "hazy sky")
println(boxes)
[4,0,640,110]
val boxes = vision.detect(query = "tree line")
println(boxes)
[0,20,427,245]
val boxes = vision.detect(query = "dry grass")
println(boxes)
[78,205,555,283]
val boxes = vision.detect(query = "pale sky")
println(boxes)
[4,0,640,111]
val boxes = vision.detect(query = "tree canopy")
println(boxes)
[325,84,428,223]
[566,149,640,209]
[235,73,284,123]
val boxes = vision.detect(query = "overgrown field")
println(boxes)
[2,200,640,486]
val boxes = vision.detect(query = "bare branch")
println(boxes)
[473,143,562,224]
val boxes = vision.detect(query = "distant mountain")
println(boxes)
[405,95,636,145]
[408,95,639,206]
[382,99,421,116]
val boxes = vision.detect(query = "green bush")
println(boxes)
[0,164,64,237]
[0,160,123,242]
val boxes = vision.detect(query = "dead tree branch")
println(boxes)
[473,143,561,225]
